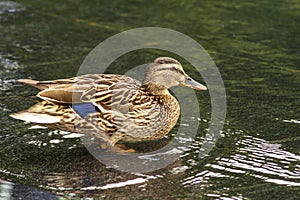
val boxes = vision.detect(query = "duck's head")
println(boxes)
[143,57,207,95]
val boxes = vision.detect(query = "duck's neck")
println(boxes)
[142,83,171,96]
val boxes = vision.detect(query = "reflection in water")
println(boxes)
[0,1,24,15]
[183,170,230,188]
[282,119,300,124]
[38,157,186,199]
[81,177,147,190]
[4,128,297,199]
[184,134,300,189]
[0,56,23,92]
[0,180,13,200]
[181,133,300,198]
[0,179,59,200]
[215,135,300,185]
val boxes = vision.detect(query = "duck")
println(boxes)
[10,57,207,149]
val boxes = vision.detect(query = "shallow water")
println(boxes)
[0,0,299,199]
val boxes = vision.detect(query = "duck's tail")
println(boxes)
[10,111,61,124]
[18,79,49,90]
[9,101,78,134]
[9,100,72,125]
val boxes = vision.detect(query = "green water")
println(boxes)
[0,0,299,199]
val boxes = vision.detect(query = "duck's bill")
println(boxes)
[181,76,207,90]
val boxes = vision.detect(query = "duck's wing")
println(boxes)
[96,84,162,129]
[18,74,159,123]
[19,74,134,104]
[19,76,86,104]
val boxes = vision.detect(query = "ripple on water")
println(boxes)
[0,1,24,15]
[0,55,23,92]
[205,135,300,186]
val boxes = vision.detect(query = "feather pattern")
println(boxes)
[10,57,207,147]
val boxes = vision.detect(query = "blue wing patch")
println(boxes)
[72,103,97,118]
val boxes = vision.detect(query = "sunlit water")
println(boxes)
[1,0,299,199]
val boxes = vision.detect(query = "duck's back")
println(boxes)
[11,74,180,145]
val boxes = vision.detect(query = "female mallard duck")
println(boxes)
[10,57,207,148]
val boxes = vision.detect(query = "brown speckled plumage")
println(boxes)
[10,57,207,147]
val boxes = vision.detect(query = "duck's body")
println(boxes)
[10,57,207,147]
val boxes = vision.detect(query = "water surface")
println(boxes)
[0,0,299,199]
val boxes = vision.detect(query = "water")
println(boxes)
[1,0,299,199]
